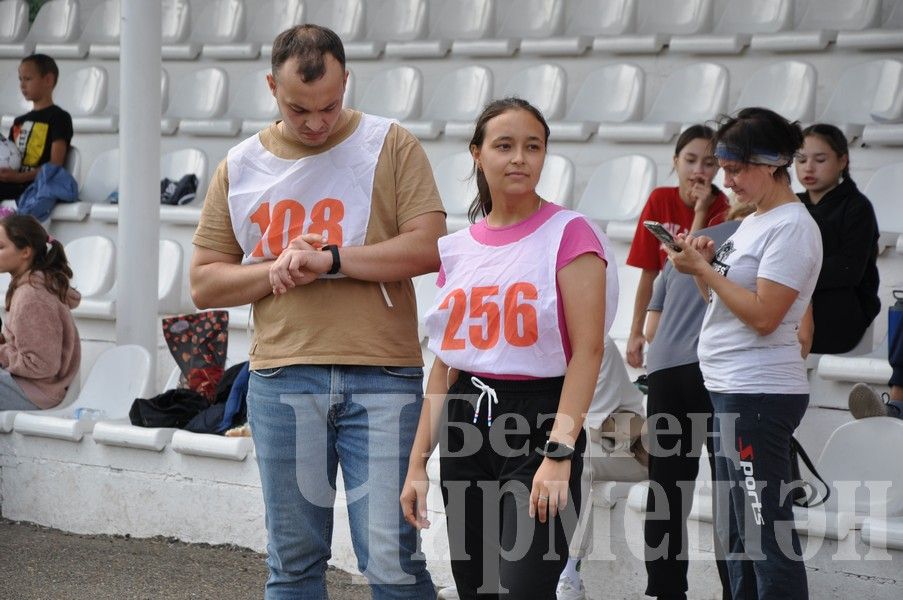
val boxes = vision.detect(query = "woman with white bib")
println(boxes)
[667,107,822,600]
[400,98,617,599]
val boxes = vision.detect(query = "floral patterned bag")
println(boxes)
[162,310,229,402]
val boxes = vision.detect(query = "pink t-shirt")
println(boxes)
[437,202,606,378]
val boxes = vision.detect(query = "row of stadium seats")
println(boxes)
[2,0,901,61]
[3,58,901,145]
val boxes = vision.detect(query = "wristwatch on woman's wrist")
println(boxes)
[540,440,575,461]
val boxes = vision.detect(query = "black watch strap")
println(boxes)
[540,440,575,461]
[322,244,341,275]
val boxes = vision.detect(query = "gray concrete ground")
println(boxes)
[0,518,372,600]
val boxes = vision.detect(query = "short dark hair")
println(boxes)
[467,97,550,223]
[21,53,59,86]
[801,123,851,179]
[714,107,804,180]
[271,24,346,82]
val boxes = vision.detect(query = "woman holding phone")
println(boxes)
[667,107,822,599]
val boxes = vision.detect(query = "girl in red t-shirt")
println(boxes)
[625,125,729,368]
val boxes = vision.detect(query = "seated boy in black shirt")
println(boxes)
[0,54,73,200]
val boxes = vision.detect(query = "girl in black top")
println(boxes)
[795,123,880,354]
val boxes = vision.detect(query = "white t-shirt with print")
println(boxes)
[698,201,822,394]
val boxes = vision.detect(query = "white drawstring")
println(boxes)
[470,376,499,427]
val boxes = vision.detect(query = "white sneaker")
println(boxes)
[557,576,587,600]
[437,586,460,600]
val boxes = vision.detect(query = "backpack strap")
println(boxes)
[792,435,831,508]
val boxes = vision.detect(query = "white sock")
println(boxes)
[561,557,581,583]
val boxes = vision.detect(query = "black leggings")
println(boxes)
[440,373,585,600]
[644,363,731,600]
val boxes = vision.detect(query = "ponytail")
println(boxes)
[1,215,73,310]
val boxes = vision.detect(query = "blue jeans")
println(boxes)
[709,392,809,600]
[247,364,436,600]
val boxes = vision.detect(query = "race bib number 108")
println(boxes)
[249,198,345,257]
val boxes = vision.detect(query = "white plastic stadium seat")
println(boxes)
[573,155,656,243]
[860,60,903,146]
[66,235,116,298]
[386,0,473,58]
[190,0,249,58]
[309,0,374,58]
[160,67,230,136]
[0,0,34,57]
[0,71,31,131]
[549,63,644,141]
[29,0,88,58]
[50,147,90,222]
[55,65,117,134]
[343,68,355,109]
[414,271,439,342]
[536,154,574,207]
[80,148,120,204]
[669,0,792,54]
[862,162,903,251]
[837,1,903,50]
[0,373,79,433]
[594,0,713,54]
[158,239,183,315]
[520,0,637,56]
[500,64,567,121]
[732,61,816,123]
[231,68,279,135]
[815,418,903,520]
[358,0,428,60]
[13,345,153,442]
[355,66,422,121]
[83,0,121,59]
[207,0,304,59]
[161,147,208,206]
[392,0,492,58]
[752,0,881,52]
[181,67,274,137]
[162,0,200,59]
[598,62,727,143]
[820,60,903,141]
[67,235,116,319]
[402,65,492,140]
[434,151,479,231]
[453,0,563,57]
[434,151,573,230]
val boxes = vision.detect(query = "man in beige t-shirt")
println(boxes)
[190,25,444,599]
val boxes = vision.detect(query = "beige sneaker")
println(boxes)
[848,383,889,419]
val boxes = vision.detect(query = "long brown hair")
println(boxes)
[467,98,550,223]
[1,215,73,310]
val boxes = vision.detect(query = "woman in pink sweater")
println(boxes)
[0,214,80,410]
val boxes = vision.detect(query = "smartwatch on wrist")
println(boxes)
[540,440,575,461]
[322,244,341,275]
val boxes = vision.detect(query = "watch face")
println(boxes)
[543,440,573,460]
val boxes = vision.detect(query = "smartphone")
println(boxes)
[643,220,682,252]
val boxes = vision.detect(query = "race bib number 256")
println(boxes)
[439,282,539,351]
